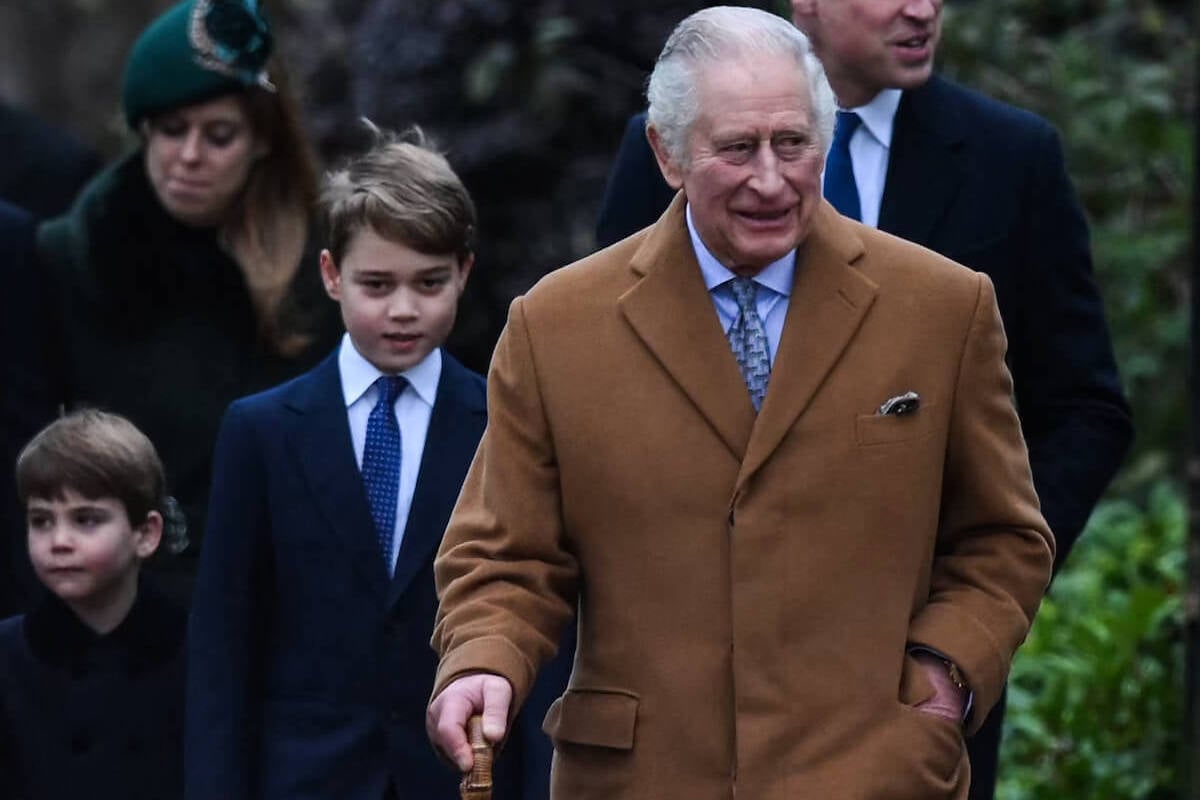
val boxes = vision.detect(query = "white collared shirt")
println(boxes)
[686,204,795,366]
[337,333,441,571]
[828,88,902,229]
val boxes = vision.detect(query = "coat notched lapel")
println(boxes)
[619,196,756,462]
[878,77,967,245]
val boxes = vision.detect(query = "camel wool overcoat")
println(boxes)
[433,196,1054,800]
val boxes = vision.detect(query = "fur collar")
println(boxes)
[23,578,185,669]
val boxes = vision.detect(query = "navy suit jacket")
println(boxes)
[594,75,1132,567]
[186,350,561,799]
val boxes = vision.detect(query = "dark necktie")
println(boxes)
[824,110,862,221]
[727,277,771,412]
[362,375,406,573]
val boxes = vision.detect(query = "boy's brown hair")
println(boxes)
[321,124,476,265]
[16,410,166,527]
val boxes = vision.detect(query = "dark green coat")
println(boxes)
[35,153,341,602]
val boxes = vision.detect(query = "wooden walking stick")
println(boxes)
[460,715,494,800]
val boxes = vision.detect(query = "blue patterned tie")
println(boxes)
[728,277,771,412]
[824,110,862,221]
[362,375,406,572]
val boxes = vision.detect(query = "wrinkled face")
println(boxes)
[144,94,266,227]
[791,0,942,107]
[27,491,158,613]
[320,228,473,374]
[650,54,825,276]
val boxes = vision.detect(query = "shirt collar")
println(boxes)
[843,88,902,149]
[685,203,795,296]
[338,332,442,408]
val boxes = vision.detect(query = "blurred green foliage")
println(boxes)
[942,1,1192,797]
[1000,484,1185,798]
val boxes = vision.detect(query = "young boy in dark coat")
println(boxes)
[186,127,562,800]
[0,410,188,799]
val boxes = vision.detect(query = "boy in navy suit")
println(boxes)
[186,128,559,800]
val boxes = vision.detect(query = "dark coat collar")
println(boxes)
[38,151,249,330]
[24,577,185,668]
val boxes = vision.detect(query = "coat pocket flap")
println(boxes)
[542,688,640,750]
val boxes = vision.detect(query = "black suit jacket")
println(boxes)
[186,350,563,799]
[594,75,1132,567]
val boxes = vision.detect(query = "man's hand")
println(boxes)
[426,673,514,772]
[910,652,968,723]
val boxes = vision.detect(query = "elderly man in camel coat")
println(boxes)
[427,7,1053,799]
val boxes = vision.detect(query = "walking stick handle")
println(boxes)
[459,714,494,800]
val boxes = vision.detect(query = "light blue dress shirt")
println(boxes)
[685,204,795,366]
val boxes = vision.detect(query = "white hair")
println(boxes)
[646,6,835,165]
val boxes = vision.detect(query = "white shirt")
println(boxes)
[830,88,902,229]
[686,204,795,366]
[337,333,441,571]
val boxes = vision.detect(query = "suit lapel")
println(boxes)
[619,195,756,461]
[736,204,878,490]
[286,353,390,601]
[387,355,486,607]
[878,76,966,246]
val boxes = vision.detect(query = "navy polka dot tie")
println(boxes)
[728,277,771,412]
[362,375,406,572]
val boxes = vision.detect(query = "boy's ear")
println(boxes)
[646,124,685,191]
[319,249,343,301]
[134,511,163,559]
[455,252,475,291]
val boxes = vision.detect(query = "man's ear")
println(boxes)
[646,124,685,191]
[790,0,816,28]
[319,249,342,301]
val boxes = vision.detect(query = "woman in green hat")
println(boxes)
[30,0,341,604]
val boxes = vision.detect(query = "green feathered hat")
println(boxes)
[122,0,275,128]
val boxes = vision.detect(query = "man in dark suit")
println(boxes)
[0,200,51,618]
[593,3,1133,798]
[0,102,100,220]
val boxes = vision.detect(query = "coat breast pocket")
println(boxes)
[855,404,939,447]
